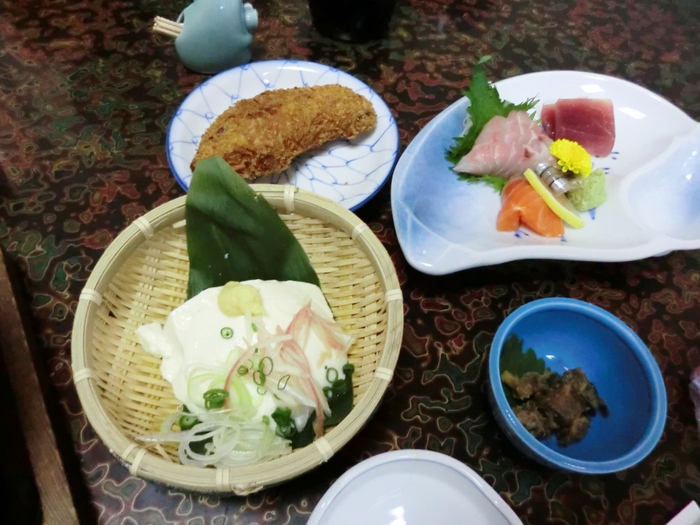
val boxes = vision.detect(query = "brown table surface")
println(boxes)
[2,0,700,523]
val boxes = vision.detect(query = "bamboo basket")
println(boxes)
[71,185,403,494]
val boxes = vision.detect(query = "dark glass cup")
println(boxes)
[309,0,397,43]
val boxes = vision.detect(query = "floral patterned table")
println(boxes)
[1,0,699,523]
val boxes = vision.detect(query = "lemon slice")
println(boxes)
[523,169,585,229]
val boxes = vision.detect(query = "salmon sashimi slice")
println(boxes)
[497,177,564,237]
[453,111,556,178]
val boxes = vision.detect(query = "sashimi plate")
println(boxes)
[167,60,399,211]
[391,71,700,275]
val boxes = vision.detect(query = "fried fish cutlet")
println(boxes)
[192,84,378,180]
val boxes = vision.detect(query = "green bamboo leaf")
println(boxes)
[186,157,320,299]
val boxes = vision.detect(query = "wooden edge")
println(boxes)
[0,247,94,524]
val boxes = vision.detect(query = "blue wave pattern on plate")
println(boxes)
[167,60,399,210]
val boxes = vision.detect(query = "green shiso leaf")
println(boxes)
[500,333,546,378]
[457,173,508,193]
[446,58,538,192]
[185,157,320,299]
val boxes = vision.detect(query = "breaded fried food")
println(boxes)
[192,84,377,180]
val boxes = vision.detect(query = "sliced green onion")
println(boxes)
[228,378,254,418]
[237,366,249,376]
[260,356,274,376]
[252,322,258,332]
[256,386,267,396]
[186,372,224,403]
[220,327,234,339]
[277,374,290,391]
[326,367,339,383]
[203,388,229,410]
[178,407,199,430]
[178,414,198,430]
[271,407,297,439]
[253,370,266,387]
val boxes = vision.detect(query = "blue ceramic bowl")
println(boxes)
[488,298,667,474]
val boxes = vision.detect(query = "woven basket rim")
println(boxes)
[71,186,403,494]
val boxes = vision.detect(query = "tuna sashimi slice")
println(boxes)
[541,104,556,137]
[542,98,615,157]
[454,111,556,178]
[497,177,564,237]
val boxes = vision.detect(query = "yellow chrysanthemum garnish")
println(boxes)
[550,139,592,177]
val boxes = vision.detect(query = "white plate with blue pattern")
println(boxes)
[391,71,700,275]
[167,60,399,210]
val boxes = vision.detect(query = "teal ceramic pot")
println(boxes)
[175,0,258,74]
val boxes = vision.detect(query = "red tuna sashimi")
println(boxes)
[453,111,556,178]
[541,98,615,157]
[497,177,564,237]
[541,104,556,137]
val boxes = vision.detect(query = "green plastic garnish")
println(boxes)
[500,333,546,378]
[499,333,547,405]
[323,363,355,427]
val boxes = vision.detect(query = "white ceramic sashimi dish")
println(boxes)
[167,60,399,211]
[391,70,700,275]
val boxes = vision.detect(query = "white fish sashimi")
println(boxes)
[453,111,556,178]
